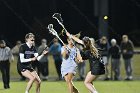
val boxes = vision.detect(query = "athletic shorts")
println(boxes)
[91,61,105,75]
[61,66,77,78]
[17,63,34,72]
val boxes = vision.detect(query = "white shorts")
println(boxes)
[61,66,77,78]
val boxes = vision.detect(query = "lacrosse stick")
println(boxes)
[52,13,68,33]
[47,24,71,52]
[52,13,77,46]
[52,13,83,55]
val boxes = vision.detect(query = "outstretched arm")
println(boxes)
[66,32,84,45]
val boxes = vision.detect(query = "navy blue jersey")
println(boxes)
[17,43,37,72]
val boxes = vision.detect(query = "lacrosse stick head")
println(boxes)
[47,24,53,30]
[47,24,65,45]
[52,13,63,24]
[47,24,58,36]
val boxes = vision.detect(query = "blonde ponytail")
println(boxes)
[89,40,99,58]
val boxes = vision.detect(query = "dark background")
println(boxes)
[0,0,140,47]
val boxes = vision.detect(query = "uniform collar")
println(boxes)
[26,42,32,48]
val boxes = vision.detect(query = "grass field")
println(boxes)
[0,81,140,93]
[0,49,140,93]
[5,54,140,80]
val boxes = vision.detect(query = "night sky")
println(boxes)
[0,0,140,47]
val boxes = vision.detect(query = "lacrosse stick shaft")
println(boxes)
[55,18,75,46]
[56,35,71,52]
[59,22,68,33]
[60,24,76,47]
[54,32,71,52]
[56,35,65,45]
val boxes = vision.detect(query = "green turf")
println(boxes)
[6,54,140,80]
[0,50,140,93]
[0,81,140,93]
[0,48,140,79]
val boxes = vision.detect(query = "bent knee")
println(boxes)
[84,79,91,85]
[38,80,41,84]
[65,79,72,83]
[37,81,41,86]
[29,76,36,81]
[36,79,41,85]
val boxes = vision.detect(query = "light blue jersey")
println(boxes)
[61,45,79,77]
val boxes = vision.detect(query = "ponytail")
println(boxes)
[89,39,99,58]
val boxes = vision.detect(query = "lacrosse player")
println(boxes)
[66,32,105,93]
[61,37,83,93]
[17,33,48,93]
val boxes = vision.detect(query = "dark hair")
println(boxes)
[82,36,99,58]
[25,33,34,39]
[53,37,58,42]
[25,33,34,42]
[82,37,89,44]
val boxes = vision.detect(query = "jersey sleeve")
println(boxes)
[81,50,89,60]
[19,44,32,63]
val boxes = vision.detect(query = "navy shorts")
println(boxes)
[18,63,34,72]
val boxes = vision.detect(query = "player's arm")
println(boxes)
[61,45,70,59]
[34,50,48,61]
[20,53,34,62]
[66,32,84,45]
[75,49,83,63]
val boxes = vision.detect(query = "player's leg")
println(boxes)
[64,73,77,93]
[31,71,41,93]
[21,70,36,93]
[84,71,98,93]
